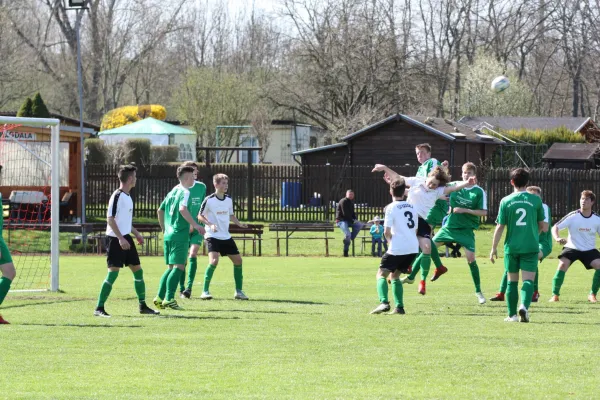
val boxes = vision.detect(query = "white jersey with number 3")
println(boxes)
[384,200,419,256]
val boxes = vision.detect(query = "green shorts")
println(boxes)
[539,244,552,261]
[163,240,189,266]
[504,252,539,273]
[432,226,475,253]
[426,200,448,227]
[0,238,13,265]
[189,230,204,246]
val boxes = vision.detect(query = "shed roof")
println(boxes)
[459,116,593,133]
[292,142,346,156]
[542,143,600,161]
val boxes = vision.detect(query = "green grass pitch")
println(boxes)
[1,244,600,399]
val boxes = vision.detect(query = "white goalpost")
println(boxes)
[0,116,61,292]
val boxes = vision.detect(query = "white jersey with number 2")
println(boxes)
[384,200,419,256]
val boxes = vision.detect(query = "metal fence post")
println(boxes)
[247,149,253,221]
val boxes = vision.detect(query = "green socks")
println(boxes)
[166,268,184,301]
[157,268,172,300]
[552,270,566,296]
[97,270,119,308]
[0,276,13,306]
[431,243,443,269]
[506,281,518,317]
[521,279,534,309]
[234,265,243,291]
[468,261,481,293]
[377,277,389,303]
[179,267,186,292]
[498,271,508,294]
[408,254,421,280]
[391,279,403,308]
[133,269,145,304]
[591,270,600,295]
[203,264,217,292]
[534,267,539,292]
[187,257,198,291]
[419,254,431,281]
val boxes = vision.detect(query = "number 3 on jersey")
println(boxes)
[405,211,415,229]
[516,208,526,226]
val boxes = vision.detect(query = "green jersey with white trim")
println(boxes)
[496,191,544,254]
[159,185,191,242]
[416,158,440,178]
[446,183,487,230]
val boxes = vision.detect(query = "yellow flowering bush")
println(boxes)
[100,104,167,131]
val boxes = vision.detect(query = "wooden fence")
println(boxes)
[86,164,600,223]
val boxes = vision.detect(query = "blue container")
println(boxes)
[281,182,302,208]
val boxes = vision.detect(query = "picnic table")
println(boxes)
[269,223,335,256]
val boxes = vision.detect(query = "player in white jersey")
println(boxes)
[370,178,419,315]
[198,173,249,300]
[372,164,475,294]
[549,190,600,303]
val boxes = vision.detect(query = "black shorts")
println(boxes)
[379,253,418,273]
[417,217,431,239]
[559,248,600,270]
[106,235,140,268]
[206,237,240,256]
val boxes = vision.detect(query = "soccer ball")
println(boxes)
[491,76,510,93]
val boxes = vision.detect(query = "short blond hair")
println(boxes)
[213,173,229,184]
[462,162,477,174]
[415,143,431,153]
[527,186,542,195]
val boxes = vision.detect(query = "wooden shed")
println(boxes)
[542,143,600,169]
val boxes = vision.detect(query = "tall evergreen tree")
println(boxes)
[31,92,51,118]
[16,97,33,117]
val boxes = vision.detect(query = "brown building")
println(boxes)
[542,143,600,169]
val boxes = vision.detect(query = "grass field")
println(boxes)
[2,241,600,399]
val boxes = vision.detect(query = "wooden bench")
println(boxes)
[269,223,334,256]
[202,224,264,256]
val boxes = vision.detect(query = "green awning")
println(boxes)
[99,117,195,135]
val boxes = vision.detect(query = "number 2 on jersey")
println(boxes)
[516,208,526,226]
[404,211,415,229]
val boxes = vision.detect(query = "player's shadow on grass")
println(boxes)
[543,321,600,326]
[187,309,298,315]
[250,299,328,305]
[2,298,90,310]
[18,323,144,328]
[120,314,243,321]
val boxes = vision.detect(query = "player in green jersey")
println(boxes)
[405,143,449,282]
[0,193,16,324]
[490,168,547,322]
[178,161,207,299]
[431,162,488,304]
[490,186,552,303]
[154,166,205,310]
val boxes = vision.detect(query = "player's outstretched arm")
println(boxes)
[372,164,402,180]
[489,224,505,263]
[157,209,165,232]
[443,176,476,195]
[552,224,567,245]
[179,206,205,235]
[230,214,247,228]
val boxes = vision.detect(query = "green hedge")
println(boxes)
[501,127,585,144]
[151,145,180,163]
[124,139,152,165]
[84,139,106,164]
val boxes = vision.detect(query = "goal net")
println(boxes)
[0,117,61,292]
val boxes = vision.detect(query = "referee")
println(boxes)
[94,164,159,317]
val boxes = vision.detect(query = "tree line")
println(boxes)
[1,0,599,154]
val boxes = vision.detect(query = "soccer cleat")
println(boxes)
[139,303,160,315]
[0,314,10,324]
[180,289,192,299]
[430,265,448,282]
[476,292,486,304]
[93,307,111,318]
[489,292,505,302]
[418,280,426,295]
[162,300,184,310]
[234,290,249,300]
[388,307,406,315]
[504,315,518,322]
[200,291,213,300]
[588,294,598,303]
[401,276,415,284]
[518,305,529,323]
[549,295,559,302]
[370,303,391,314]
[532,291,540,303]
[153,297,166,309]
